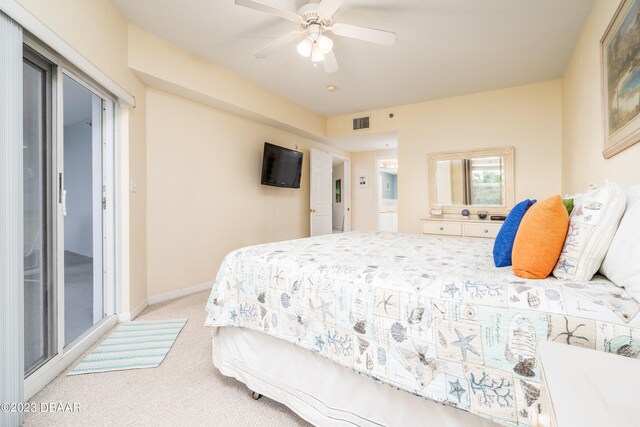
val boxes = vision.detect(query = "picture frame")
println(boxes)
[335,179,341,203]
[358,175,368,188]
[601,0,640,158]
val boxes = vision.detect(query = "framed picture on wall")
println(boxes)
[335,179,341,203]
[358,175,368,188]
[601,0,640,158]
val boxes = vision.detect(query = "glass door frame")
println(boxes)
[22,45,57,378]
[23,34,118,398]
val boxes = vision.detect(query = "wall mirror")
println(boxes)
[428,147,514,215]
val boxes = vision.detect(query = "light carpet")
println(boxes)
[25,291,310,426]
[69,319,187,375]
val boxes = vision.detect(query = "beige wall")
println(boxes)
[350,150,397,231]
[16,0,148,312]
[328,80,563,234]
[145,88,346,298]
[127,25,326,141]
[562,0,640,193]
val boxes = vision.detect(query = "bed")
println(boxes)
[205,232,640,426]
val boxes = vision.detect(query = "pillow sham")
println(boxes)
[512,195,569,279]
[493,199,536,267]
[600,184,640,294]
[553,181,626,282]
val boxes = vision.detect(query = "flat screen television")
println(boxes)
[260,142,303,188]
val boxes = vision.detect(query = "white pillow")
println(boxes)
[601,185,640,295]
[625,184,640,206]
[553,181,626,281]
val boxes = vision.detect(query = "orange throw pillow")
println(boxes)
[512,195,569,279]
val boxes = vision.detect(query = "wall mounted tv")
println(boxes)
[260,142,303,189]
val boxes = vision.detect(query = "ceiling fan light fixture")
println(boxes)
[296,37,313,57]
[317,34,333,54]
[311,45,325,62]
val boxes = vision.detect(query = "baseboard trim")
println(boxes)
[117,282,212,322]
[117,298,148,322]
[147,282,212,306]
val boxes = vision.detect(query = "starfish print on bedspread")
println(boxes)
[443,283,460,298]
[376,293,396,314]
[553,316,590,345]
[318,297,334,322]
[449,379,466,402]
[233,280,245,294]
[451,328,480,361]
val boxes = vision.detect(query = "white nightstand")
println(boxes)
[531,341,640,427]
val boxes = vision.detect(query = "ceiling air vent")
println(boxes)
[352,116,370,131]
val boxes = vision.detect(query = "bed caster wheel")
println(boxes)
[251,391,262,400]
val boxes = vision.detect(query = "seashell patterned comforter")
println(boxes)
[205,232,640,426]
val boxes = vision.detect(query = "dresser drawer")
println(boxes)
[464,223,501,238]
[422,222,462,236]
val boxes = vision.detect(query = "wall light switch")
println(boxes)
[130,179,138,193]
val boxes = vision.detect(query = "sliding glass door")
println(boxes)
[23,49,56,376]
[22,43,116,380]
[62,75,105,346]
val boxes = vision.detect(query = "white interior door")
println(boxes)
[310,148,332,236]
[342,159,351,232]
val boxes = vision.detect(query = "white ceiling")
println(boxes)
[112,0,594,117]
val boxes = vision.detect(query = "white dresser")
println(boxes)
[420,218,503,239]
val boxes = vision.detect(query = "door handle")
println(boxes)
[62,190,68,216]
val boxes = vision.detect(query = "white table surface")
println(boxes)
[538,341,640,427]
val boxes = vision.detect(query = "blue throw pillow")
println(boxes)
[493,199,536,267]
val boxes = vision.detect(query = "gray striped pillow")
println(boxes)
[553,181,626,282]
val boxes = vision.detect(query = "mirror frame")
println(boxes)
[428,147,514,216]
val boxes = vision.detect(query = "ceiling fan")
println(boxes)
[236,0,397,73]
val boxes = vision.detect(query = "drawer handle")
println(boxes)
[439,227,444,231]
[484,229,488,233]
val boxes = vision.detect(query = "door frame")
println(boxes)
[309,148,332,236]
[22,45,57,379]
[330,152,351,232]
[23,36,119,401]
[375,156,398,232]
[310,149,351,236]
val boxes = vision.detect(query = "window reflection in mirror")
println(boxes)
[470,156,504,206]
[429,147,514,214]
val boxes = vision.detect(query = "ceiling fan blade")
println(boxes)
[235,0,302,23]
[331,23,397,46]
[316,0,343,19]
[323,50,339,73]
[255,31,307,58]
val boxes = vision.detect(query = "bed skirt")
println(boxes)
[213,327,501,427]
